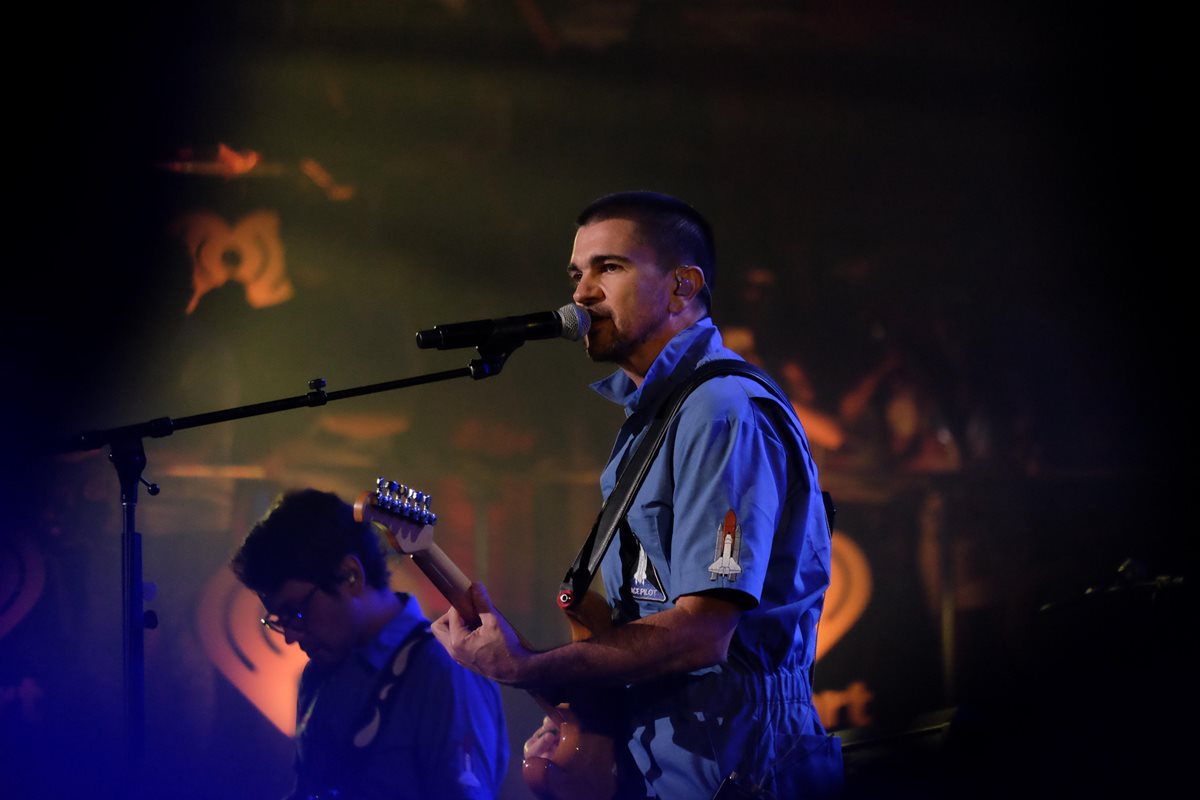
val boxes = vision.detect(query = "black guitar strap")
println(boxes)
[556,358,795,610]
[297,619,434,799]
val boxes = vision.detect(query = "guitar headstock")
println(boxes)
[354,477,438,556]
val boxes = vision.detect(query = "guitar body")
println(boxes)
[354,480,621,800]
[522,703,617,800]
[523,590,620,800]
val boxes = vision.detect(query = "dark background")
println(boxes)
[3,3,1185,798]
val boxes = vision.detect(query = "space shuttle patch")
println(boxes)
[629,543,668,603]
[708,509,744,581]
[457,734,482,789]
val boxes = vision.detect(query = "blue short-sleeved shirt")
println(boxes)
[591,319,843,799]
[291,593,509,800]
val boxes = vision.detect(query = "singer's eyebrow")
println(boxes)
[568,254,633,271]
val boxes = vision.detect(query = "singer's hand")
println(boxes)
[522,716,561,762]
[432,582,533,686]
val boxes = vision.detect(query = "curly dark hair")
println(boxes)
[230,488,390,595]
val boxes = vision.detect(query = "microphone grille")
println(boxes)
[557,304,590,342]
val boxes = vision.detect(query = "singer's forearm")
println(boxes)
[513,593,741,689]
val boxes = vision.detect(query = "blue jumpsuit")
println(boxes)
[592,319,843,799]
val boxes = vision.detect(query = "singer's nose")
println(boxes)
[572,270,602,306]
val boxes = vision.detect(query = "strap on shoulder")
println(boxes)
[556,358,787,609]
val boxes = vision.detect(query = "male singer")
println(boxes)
[432,191,843,798]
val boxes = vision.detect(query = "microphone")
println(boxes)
[415,303,591,350]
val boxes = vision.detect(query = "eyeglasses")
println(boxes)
[260,585,321,634]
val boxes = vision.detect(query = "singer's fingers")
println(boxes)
[523,722,561,759]
[430,609,453,648]
[437,604,473,650]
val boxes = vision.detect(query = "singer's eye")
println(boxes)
[567,270,582,285]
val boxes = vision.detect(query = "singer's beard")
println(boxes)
[583,316,646,365]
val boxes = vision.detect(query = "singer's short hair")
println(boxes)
[576,190,716,313]
[230,488,390,595]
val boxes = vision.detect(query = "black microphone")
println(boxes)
[415,303,591,350]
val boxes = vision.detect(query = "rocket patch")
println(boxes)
[708,509,744,581]
[457,735,482,789]
[629,543,668,603]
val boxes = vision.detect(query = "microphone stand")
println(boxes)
[55,333,527,787]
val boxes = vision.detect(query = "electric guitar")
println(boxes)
[354,477,619,800]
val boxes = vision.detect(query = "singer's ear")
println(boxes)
[670,265,705,311]
[338,555,366,594]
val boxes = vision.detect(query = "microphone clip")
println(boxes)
[468,333,523,379]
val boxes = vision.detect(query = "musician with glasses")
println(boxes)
[230,488,509,800]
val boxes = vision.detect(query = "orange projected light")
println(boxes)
[215,143,260,176]
[158,143,261,177]
[813,532,875,729]
[816,531,873,661]
[174,209,293,315]
[299,158,355,201]
[0,534,46,642]
[196,568,307,735]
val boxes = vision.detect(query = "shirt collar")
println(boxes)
[589,317,724,416]
[357,593,426,670]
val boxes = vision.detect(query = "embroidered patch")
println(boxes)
[708,509,743,581]
[629,543,668,603]
[458,735,482,788]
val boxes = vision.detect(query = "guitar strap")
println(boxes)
[556,357,795,610]
[297,618,434,799]
[344,623,435,789]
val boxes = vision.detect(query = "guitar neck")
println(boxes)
[409,540,543,664]
[409,543,479,627]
